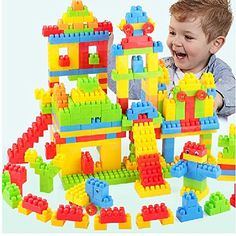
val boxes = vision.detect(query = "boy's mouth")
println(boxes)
[174,51,187,60]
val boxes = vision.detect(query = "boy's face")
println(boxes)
[167,16,213,73]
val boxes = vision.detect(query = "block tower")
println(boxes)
[217,124,236,181]
[111,5,169,113]
[42,0,113,92]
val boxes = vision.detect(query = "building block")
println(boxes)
[85,177,113,208]
[45,142,57,160]
[176,191,203,222]
[56,204,84,221]
[2,171,11,193]
[204,192,231,215]
[162,138,175,163]
[36,208,53,223]
[3,163,27,195]
[3,183,22,208]
[230,184,235,207]
[22,193,48,214]
[81,151,94,174]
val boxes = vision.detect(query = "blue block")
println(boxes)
[162,138,175,163]
[66,137,76,143]
[49,67,107,77]
[197,163,221,179]
[158,83,167,91]
[161,120,181,134]
[86,178,113,208]
[153,41,163,53]
[140,89,146,102]
[49,33,80,44]
[132,55,144,73]
[221,169,236,176]
[130,6,143,17]
[171,160,188,177]
[106,133,117,139]
[125,12,138,24]
[111,44,124,56]
[60,125,81,132]
[79,31,109,42]
[137,12,148,23]
[200,114,219,131]
[133,29,144,36]
[207,88,216,98]
[176,191,203,222]
[111,121,122,127]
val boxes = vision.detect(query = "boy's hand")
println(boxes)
[214,92,224,112]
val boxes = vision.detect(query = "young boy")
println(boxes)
[108,0,235,117]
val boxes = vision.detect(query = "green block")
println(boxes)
[40,104,52,114]
[3,184,22,208]
[67,6,89,17]
[123,47,153,55]
[2,171,11,193]
[175,100,185,120]
[64,28,93,34]
[162,166,172,178]
[68,74,88,81]
[57,108,71,126]
[112,69,133,81]
[121,115,133,130]
[183,177,207,192]
[89,53,100,65]
[195,99,204,118]
[204,192,231,216]
[133,68,162,79]
[77,77,100,92]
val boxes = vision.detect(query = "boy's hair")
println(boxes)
[170,0,233,42]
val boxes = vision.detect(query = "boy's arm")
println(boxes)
[212,59,236,117]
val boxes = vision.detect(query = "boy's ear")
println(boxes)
[209,36,225,54]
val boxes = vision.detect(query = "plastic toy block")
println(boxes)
[161,120,181,134]
[153,41,163,52]
[180,119,201,133]
[137,154,165,187]
[3,163,27,195]
[94,21,113,33]
[136,206,173,229]
[182,141,207,157]
[199,114,219,131]
[131,55,144,73]
[51,211,66,227]
[170,160,188,177]
[36,208,53,223]
[3,183,22,208]
[22,193,48,214]
[89,53,100,64]
[94,215,107,230]
[121,35,153,49]
[81,151,94,174]
[204,192,231,215]
[111,44,124,56]
[65,181,90,206]
[18,201,32,215]
[42,25,64,37]
[85,177,113,208]
[162,138,175,163]
[176,191,203,222]
[100,207,127,223]
[58,55,70,67]
[45,142,56,160]
[230,184,235,207]
[56,204,84,221]
[2,171,11,193]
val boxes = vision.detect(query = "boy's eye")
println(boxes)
[169,31,176,36]
[185,35,194,40]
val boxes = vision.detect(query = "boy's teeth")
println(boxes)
[175,52,186,58]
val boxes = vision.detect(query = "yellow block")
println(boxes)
[136,213,151,229]
[163,98,176,121]
[158,66,170,84]
[142,77,158,96]
[116,55,128,74]
[183,153,207,163]
[94,215,107,230]
[160,209,174,225]
[218,154,236,165]
[24,148,38,164]
[179,73,202,91]
[18,201,32,215]
[145,95,158,108]
[146,53,159,71]
[204,96,214,117]
[100,83,107,90]
[48,76,60,83]
[180,186,209,201]
[200,72,216,89]
[36,208,53,223]
[51,211,65,227]
[48,43,79,71]
[117,80,129,98]
[135,180,171,198]
[119,213,132,229]
[218,175,236,181]
[74,214,89,229]
[123,157,137,171]
[65,182,89,207]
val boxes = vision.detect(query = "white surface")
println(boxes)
[2,0,236,234]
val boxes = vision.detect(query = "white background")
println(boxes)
[2,0,236,234]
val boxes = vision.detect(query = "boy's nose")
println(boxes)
[172,37,182,47]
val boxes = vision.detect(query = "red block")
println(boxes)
[117,98,128,114]
[180,118,201,132]
[100,207,126,224]
[218,164,236,170]
[76,134,106,142]
[116,131,126,138]
[182,141,207,157]
[121,35,153,49]
[128,131,134,142]
[59,55,70,67]
[154,128,161,139]
[184,96,195,120]
[137,154,165,187]
[54,133,66,144]
[42,25,64,37]
[230,194,235,208]
[133,114,152,124]
[98,78,107,84]
[56,204,84,221]
[141,203,169,221]
[94,21,113,33]
[81,151,94,174]
[45,142,57,160]
[22,193,48,214]
[3,163,27,194]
